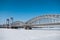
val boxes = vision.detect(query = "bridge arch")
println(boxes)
[11,21,25,27]
[26,14,60,24]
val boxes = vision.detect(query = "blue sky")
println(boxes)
[0,0,60,24]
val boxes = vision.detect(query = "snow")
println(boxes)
[0,28,60,40]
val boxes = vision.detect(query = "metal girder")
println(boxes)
[26,14,60,24]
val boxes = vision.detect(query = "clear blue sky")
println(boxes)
[0,0,60,24]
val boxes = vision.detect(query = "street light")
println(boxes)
[10,17,13,23]
[10,17,14,28]
[6,18,9,28]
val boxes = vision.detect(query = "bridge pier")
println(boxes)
[25,26,32,30]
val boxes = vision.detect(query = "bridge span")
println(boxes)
[1,14,60,29]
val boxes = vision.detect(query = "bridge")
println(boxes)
[1,14,60,29]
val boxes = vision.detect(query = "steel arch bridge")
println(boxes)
[2,14,60,29]
[24,14,60,29]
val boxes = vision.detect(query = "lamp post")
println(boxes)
[10,17,13,28]
[10,17,13,23]
[6,18,9,28]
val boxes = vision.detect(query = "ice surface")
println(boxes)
[0,29,60,40]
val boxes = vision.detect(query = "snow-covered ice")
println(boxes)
[0,28,60,40]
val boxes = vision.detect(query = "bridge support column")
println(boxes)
[25,26,32,30]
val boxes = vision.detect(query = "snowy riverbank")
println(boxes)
[0,28,60,40]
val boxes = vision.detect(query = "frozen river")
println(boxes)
[0,28,60,40]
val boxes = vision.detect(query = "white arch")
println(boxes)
[11,21,25,27]
[26,14,60,24]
